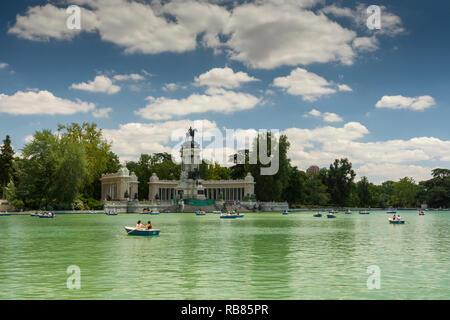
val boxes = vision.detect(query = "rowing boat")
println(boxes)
[327,214,336,218]
[38,215,55,218]
[313,213,322,217]
[220,214,244,219]
[124,226,160,236]
[389,219,405,224]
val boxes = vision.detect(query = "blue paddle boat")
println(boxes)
[39,214,55,218]
[106,212,118,216]
[345,210,352,214]
[389,218,405,224]
[195,211,206,216]
[282,211,289,215]
[313,212,322,217]
[359,210,370,214]
[327,214,336,218]
[386,210,397,214]
[88,211,96,214]
[124,226,160,236]
[150,210,160,215]
[220,214,244,219]
[0,213,11,216]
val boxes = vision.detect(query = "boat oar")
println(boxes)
[124,228,138,236]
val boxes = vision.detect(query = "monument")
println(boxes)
[102,127,257,212]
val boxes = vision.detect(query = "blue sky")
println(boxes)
[0,0,449,183]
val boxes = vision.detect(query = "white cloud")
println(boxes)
[92,107,112,118]
[323,4,405,37]
[284,123,450,183]
[0,90,95,115]
[9,0,388,70]
[0,63,8,69]
[8,4,98,41]
[375,95,436,111]
[102,119,219,161]
[304,109,343,123]
[113,73,145,81]
[136,87,261,120]
[70,75,120,94]
[273,68,352,101]
[357,163,433,184]
[352,36,379,52]
[162,83,186,92]
[194,67,259,89]
[337,84,353,92]
[322,112,344,123]
[224,2,356,68]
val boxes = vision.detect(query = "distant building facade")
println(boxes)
[306,165,320,175]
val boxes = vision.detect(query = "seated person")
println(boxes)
[136,220,145,230]
[145,221,153,230]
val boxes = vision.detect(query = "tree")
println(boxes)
[305,174,330,206]
[0,135,14,197]
[391,177,419,207]
[357,176,371,207]
[327,158,356,206]
[50,137,87,203]
[422,168,450,208]
[284,167,306,205]
[57,122,120,199]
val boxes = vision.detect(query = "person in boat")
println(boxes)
[136,220,145,230]
[145,221,153,230]
[392,214,396,221]
[396,214,402,221]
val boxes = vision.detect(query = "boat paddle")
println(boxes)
[124,228,138,236]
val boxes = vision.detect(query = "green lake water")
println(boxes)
[0,211,448,299]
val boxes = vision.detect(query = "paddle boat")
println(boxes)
[418,210,425,215]
[386,209,397,214]
[327,213,336,218]
[38,212,55,218]
[88,211,96,214]
[30,212,39,217]
[389,218,405,224]
[150,210,160,215]
[313,212,322,217]
[359,210,370,214]
[124,226,160,236]
[345,210,352,214]
[141,209,150,214]
[282,210,289,215]
[0,211,11,216]
[106,211,118,216]
[195,210,206,216]
[328,210,338,214]
[220,212,244,219]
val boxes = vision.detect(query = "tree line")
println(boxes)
[0,123,449,210]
